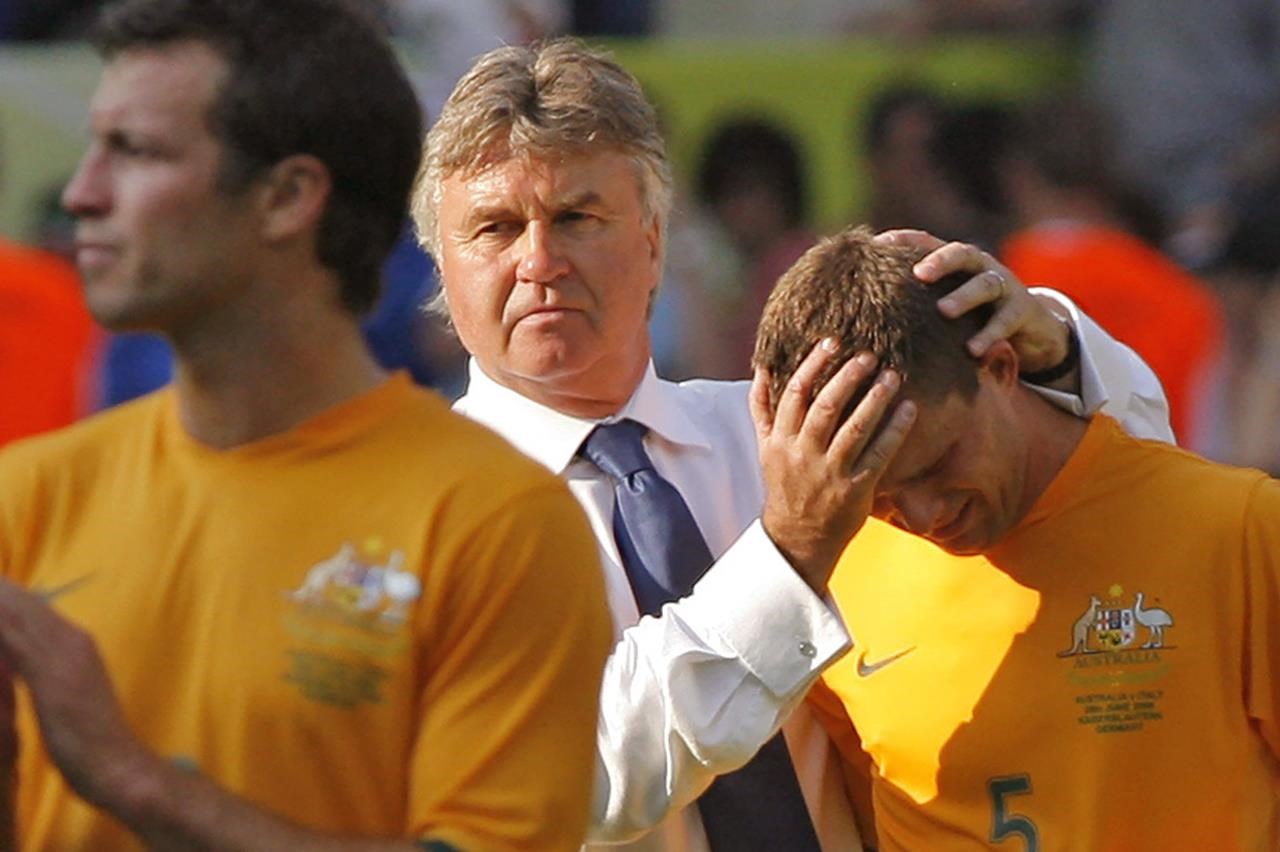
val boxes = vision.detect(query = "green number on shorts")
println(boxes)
[988,774,1039,851]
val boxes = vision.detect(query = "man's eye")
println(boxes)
[910,445,954,485]
[477,221,519,237]
[109,138,147,157]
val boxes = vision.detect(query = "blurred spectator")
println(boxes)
[983,96,1229,454]
[1229,282,1280,474]
[373,227,467,397]
[1089,0,1280,270]
[0,143,98,445]
[858,85,992,245]
[648,188,740,380]
[695,116,815,377]
[636,93,739,381]
[1203,221,1280,473]
[0,237,98,445]
[927,100,1019,250]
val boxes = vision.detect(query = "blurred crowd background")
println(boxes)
[3,0,1279,472]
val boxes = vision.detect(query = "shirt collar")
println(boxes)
[458,358,711,475]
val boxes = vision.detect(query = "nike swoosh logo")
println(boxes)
[34,573,95,602]
[855,646,916,677]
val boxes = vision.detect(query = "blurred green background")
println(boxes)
[0,37,1072,238]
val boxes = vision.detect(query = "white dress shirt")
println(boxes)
[1029,288,1174,442]
[454,293,1172,852]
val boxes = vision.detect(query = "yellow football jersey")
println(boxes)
[0,374,611,851]
[824,415,1280,851]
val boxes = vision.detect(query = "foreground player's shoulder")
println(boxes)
[1241,473,1280,529]
[0,390,168,486]
[394,390,602,598]
[390,385,576,500]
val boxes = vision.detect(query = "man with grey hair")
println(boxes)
[414,37,1172,850]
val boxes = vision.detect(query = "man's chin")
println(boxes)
[927,525,991,555]
[83,298,166,337]
[934,540,985,556]
[504,335,597,381]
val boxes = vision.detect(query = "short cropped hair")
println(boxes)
[753,225,988,412]
[413,37,672,263]
[94,0,424,316]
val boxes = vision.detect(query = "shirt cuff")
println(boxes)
[1027,287,1103,416]
[679,520,852,698]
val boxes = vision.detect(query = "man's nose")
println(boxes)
[62,147,111,219]
[892,490,948,537]
[516,221,570,283]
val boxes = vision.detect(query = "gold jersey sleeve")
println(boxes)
[824,415,1280,852]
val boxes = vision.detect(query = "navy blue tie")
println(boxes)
[581,419,823,852]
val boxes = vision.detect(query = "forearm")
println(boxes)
[105,752,427,852]
[591,522,849,842]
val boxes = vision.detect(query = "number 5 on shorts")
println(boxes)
[988,774,1039,851]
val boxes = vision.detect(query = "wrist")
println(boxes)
[96,744,172,829]
[1019,318,1079,385]
[760,517,835,593]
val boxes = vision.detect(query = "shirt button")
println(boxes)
[798,640,817,659]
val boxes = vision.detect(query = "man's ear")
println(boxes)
[257,154,332,243]
[979,338,1020,389]
[643,213,664,316]
[645,213,663,267]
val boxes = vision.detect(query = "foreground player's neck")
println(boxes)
[168,286,385,449]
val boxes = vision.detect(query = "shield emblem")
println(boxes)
[1095,606,1135,649]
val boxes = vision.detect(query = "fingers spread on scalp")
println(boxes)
[853,398,918,481]
[914,240,990,283]
[873,228,942,251]
[969,287,1035,357]
[773,337,840,438]
[828,368,901,474]
[749,367,775,440]
[988,268,1008,300]
[802,351,879,450]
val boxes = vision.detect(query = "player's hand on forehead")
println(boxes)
[750,339,916,591]
[875,229,1072,375]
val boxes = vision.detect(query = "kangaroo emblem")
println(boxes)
[1058,595,1101,657]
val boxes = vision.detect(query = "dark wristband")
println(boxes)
[1020,321,1079,384]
